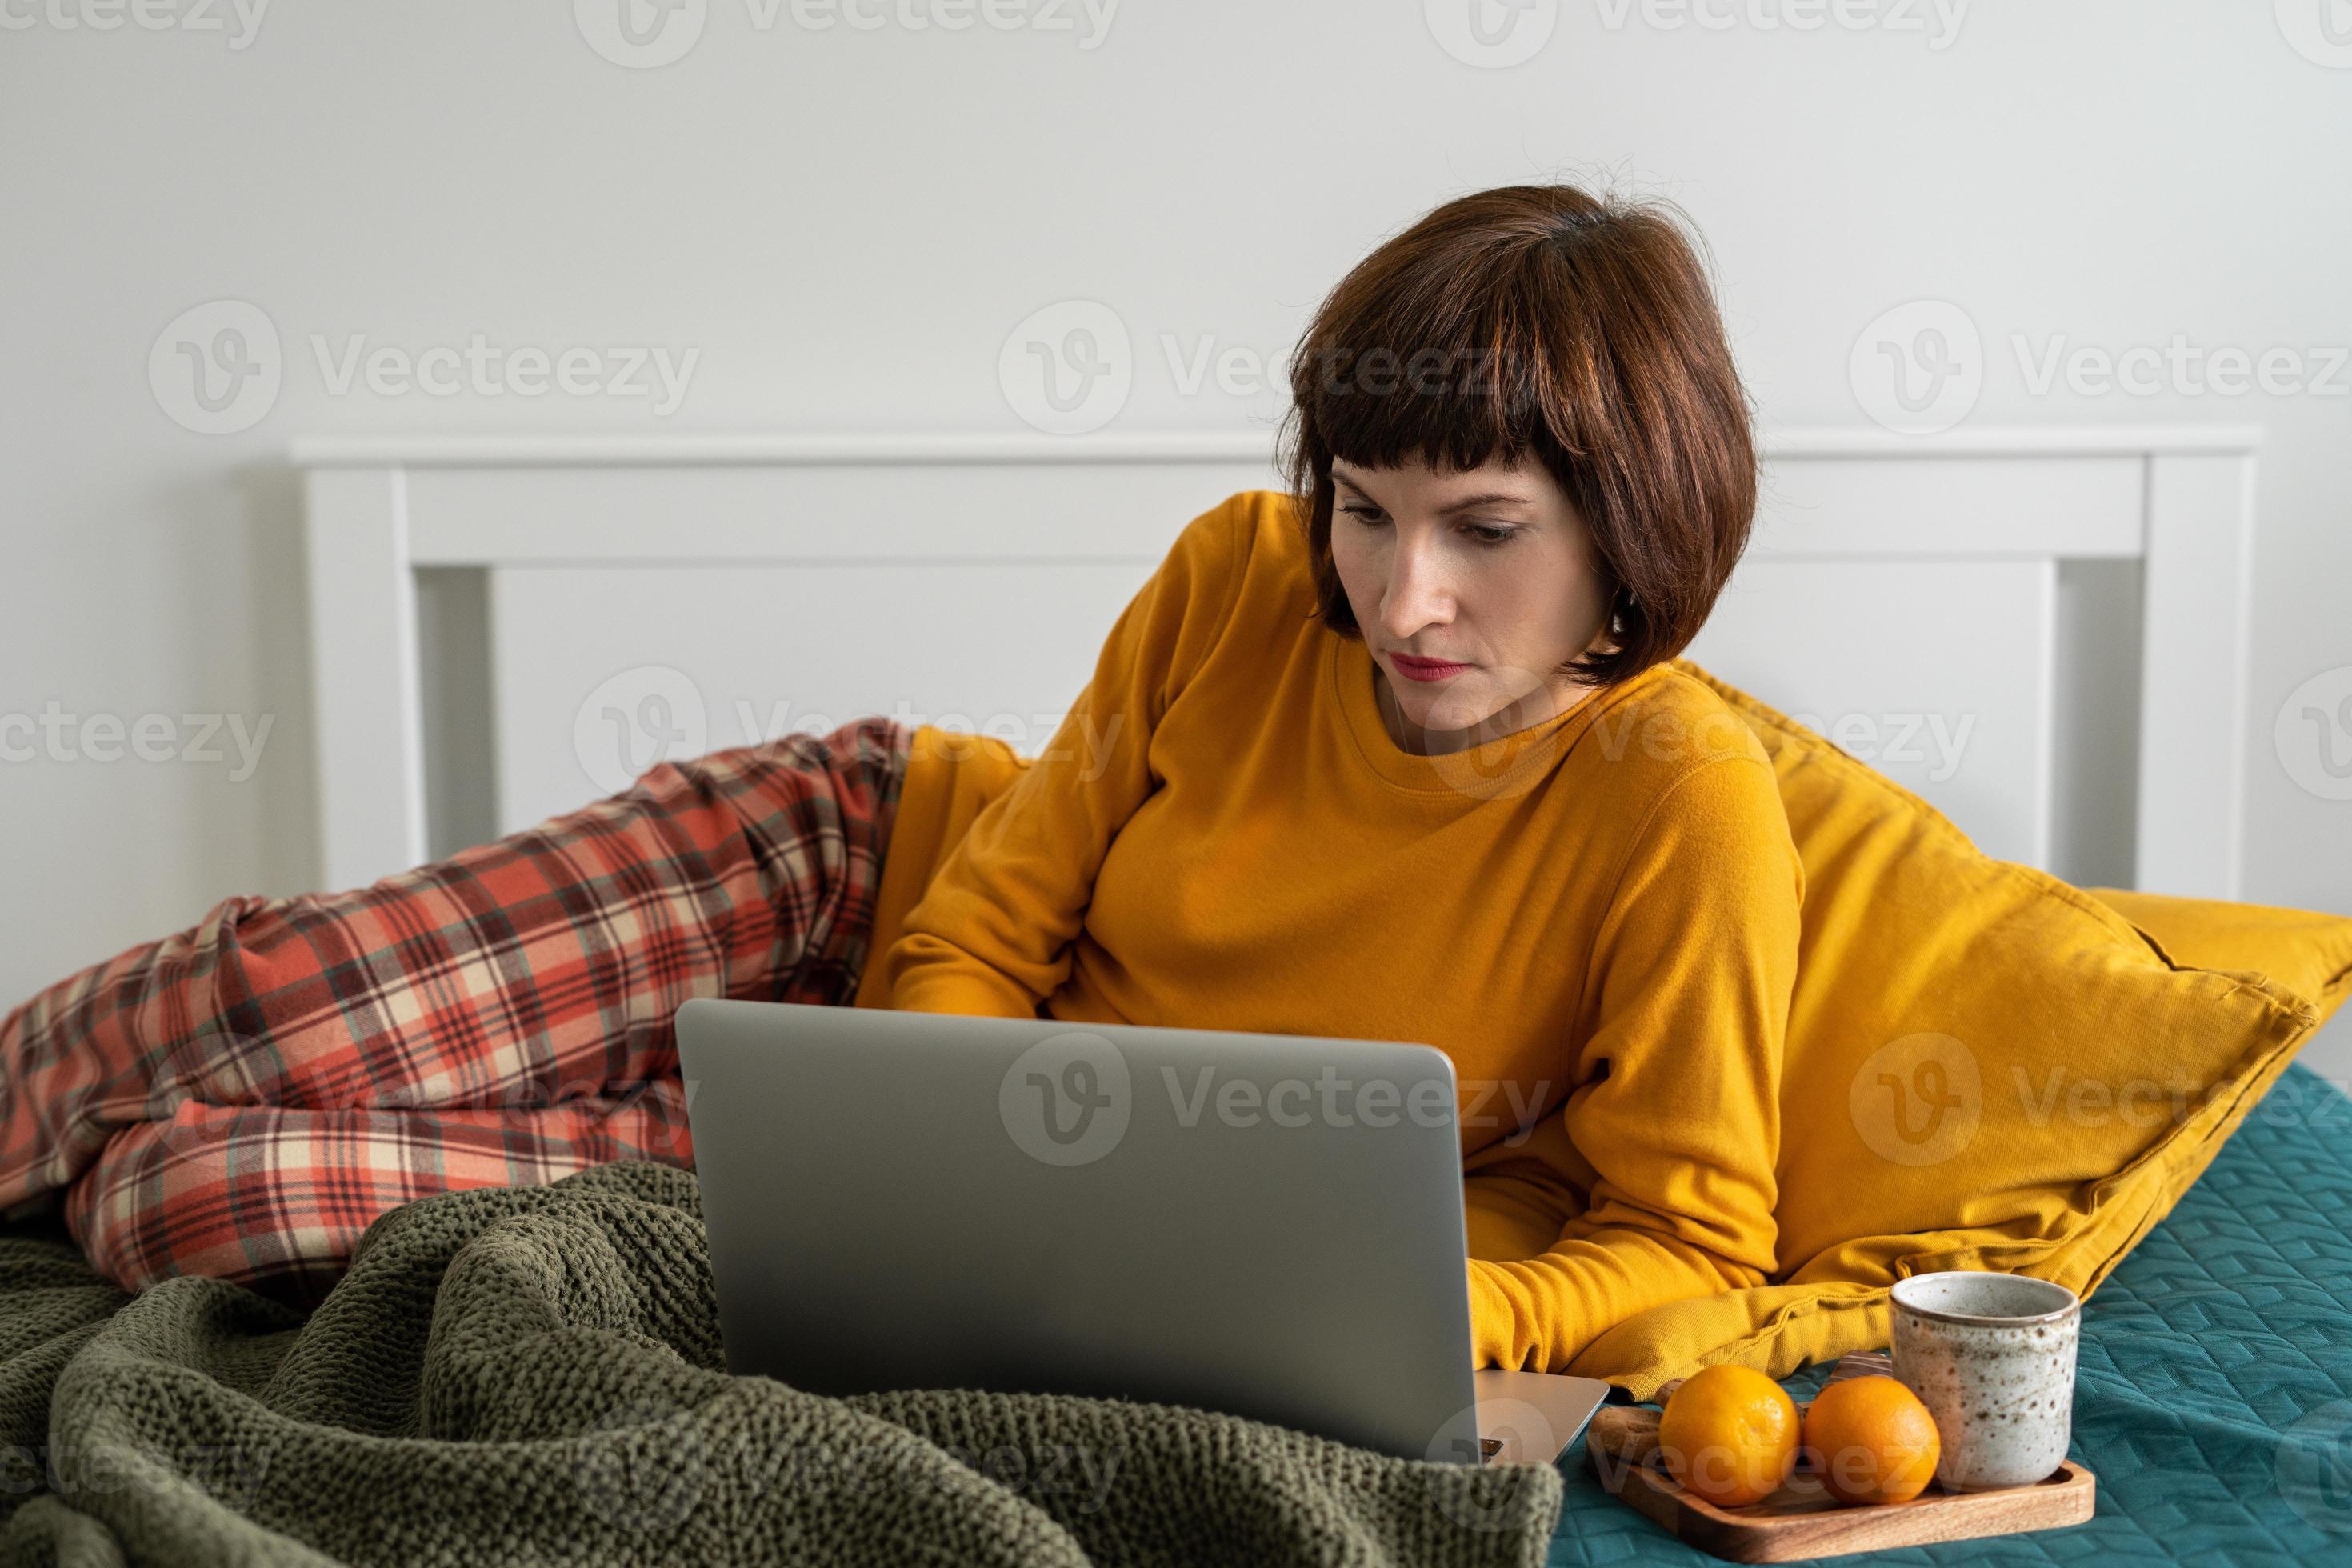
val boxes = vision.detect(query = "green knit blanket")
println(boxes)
[0,1161,1562,1566]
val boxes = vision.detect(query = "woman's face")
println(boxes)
[1328,451,1617,756]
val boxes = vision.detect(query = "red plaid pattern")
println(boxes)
[0,717,912,1303]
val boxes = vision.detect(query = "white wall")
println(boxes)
[3,0,2348,1074]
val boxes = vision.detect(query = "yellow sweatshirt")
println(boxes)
[866,489,1804,1374]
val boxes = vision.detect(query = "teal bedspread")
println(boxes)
[1546,1060,2352,1566]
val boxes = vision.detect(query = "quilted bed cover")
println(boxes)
[1543,1059,2352,1566]
[2,1062,2344,1563]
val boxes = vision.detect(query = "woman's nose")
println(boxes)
[1383,534,1458,627]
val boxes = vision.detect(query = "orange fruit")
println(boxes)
[1800,1375,1942,1505]
[1656,1365,1801,1508]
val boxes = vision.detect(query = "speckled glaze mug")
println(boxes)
[1890,1271,2080,1492]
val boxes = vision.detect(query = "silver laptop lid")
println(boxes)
[675,998,1483,1462]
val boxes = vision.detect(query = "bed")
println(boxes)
[3,1064,2343,1563]
[0,422,2279,1562]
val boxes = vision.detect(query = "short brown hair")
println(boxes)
[1276,182,1758,690]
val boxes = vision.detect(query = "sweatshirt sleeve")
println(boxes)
[879,498,1250,1019]
[1466,751,1802,1372]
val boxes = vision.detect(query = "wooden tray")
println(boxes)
[1587,1353,2096,1562]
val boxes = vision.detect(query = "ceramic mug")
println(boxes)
[1889,1270,2080,1492]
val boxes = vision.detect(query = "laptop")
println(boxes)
[674,997,1608,1466]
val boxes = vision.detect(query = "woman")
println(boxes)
[0,182,1800,1377]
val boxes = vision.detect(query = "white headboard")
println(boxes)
[291,427,2258,903]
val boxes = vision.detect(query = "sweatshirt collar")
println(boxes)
[1325,632,1669,801]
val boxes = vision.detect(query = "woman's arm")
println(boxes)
[1466,751,1802,1372]
[878,499,1250,1018]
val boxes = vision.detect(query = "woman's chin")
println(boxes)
[1402,694,1496,737]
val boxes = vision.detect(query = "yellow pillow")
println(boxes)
[1569,661,2352,1398]
[2085,887,2352,1013]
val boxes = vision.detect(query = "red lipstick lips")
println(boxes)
[1390,653,1473,682]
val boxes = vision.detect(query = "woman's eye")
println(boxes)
[1338,505,1514,547]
